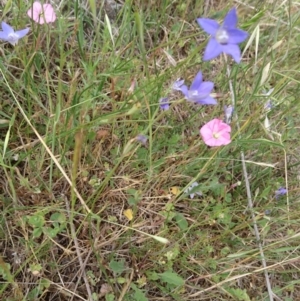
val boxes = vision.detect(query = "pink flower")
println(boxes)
[27,2,56,24]
[200,118,231,146]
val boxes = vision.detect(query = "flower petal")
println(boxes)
[32,1,43,11]
[196,95,217,105]
[200,126,212,141]
[15,28,30,39]
[222,44,241,63]
[197,18,219,35]
[1,22,14,34]
[224,105,234,123]
[27,1,42,20]
[211,118,221,132]
[203,38,223,61]
[218,125,231,135]
[224,8,238,29]
[43,4,57,23]
[28,2,56,24]
[0,31,9,40]
[217,133,231,146]
[200,119,231,146]
[227,28,248,44]
[136,134,147,144]
[190,72,203,91]
[179,85,189,98]
[172,79,184,91]
[198,81,214,95]
[204,137,219,147]
[159,97,170,110]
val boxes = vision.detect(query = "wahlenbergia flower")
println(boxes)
[27,1,56,24]
[179,72,217,105]
[0,22,29,46]
[136,134,147,145]
[200,118,231,146]
[184,182,203,199]
[172,79,185,91]
[197,8,248,63]
[224,105,234,124]
[159,97,170,110]
[264,100,273,111]
[275,187,287,199]
[263,88,274,112]
[265,209,271,215]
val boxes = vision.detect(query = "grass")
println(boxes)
[1,0,300,300]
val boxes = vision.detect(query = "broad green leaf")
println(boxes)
[224,286,251,301]
[105,294,115,301]
[43,227,59,238]
[131,283,148,301]
[158,271,184,286]
[175,213,188,230]
[50,212,66,224]
[109,259,126,274]
[28,215,45,228]
[32,227,43,238]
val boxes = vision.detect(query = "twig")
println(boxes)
[70,248,94,301]
[283,148,290,222]
[224,56,275,301]
[117,269,134,301]
[65,198,93,301]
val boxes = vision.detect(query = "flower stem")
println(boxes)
[223,54,275,301]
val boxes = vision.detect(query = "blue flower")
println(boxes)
[0,22,29,46]
[275,187,287,199]
[263,88,274,112]
[264,100,273,111]
[136,134,147,145]
[179,72,217,105]
[264,209,271,215]
[159,97,170,111]
[224,105,234,124]
[172,79,185,91]
[184,182,203,199]
[197,8,248,63]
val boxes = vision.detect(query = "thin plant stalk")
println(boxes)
[224,54,275,301]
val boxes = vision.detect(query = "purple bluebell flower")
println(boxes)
[275,187,287,199]
[179,72,217,105]
[224,105,234,124]
[184,182,203,199]
[172,79,185,91]
[159,97,170,111]
[136,134,147,145]
[263,88,274,112]
[264,209,271,215]
[264,100,273,111]
[0,22,29,46]
[197,8,248,63]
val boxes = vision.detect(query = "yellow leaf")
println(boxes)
[169,186,180,195]
[123,209,133,221]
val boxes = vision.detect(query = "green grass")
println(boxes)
[1,0,300,300]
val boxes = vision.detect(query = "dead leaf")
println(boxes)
[169,187,180,196]
[96,129,110,140]
[123,209,133,221]
[99,283,112,297]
